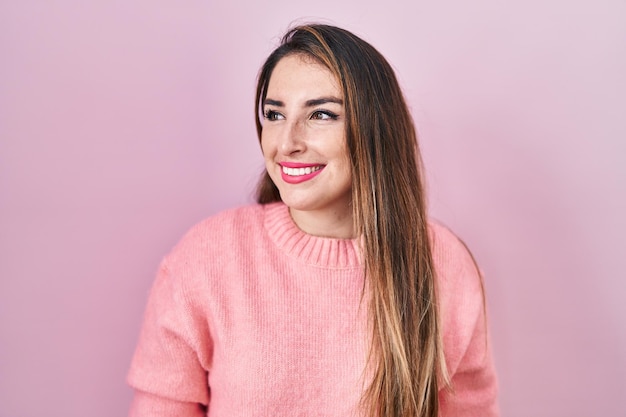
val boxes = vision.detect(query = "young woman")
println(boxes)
[127,24,499,417]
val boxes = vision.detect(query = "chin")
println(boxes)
[278,195,316,211]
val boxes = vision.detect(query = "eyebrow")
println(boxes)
[263,97,344,107]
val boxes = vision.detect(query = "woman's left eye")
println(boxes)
[310,110,338,121]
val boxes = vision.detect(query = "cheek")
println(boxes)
[341,150,353,185]
[335,141,351,173]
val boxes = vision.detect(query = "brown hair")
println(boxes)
[255,24,448,417]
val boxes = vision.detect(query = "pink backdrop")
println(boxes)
[1,1,624,416]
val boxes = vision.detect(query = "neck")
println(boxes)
[289,206,355,239]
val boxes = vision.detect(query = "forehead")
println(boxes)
[266,54,342,100]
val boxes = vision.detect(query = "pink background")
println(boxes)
[1,1,625,416]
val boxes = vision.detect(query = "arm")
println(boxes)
[127,261,212,416]
[430,222,499,416]
[438,296,499,416]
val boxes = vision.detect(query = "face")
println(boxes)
[261,54,352,237]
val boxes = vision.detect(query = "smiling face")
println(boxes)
[261,54,353,238]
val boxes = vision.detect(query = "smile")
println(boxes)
[282,165,322,176]
[279,163,325,184]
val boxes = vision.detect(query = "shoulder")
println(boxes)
[428,220,482,291]
[162,204,267,268]
[187,204,265,239]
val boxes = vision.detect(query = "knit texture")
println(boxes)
[127,202,499,416]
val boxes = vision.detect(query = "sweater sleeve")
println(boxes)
[127,259,212,416]
[432,223,500,417]
[438,291,499,416]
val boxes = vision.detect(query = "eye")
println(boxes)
[310,110,339,121]
[264,109,284,121]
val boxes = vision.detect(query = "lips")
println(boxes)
[279,162,325,184]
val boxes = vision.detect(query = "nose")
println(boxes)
[278,120,306,155]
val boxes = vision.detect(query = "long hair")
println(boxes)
[254,24,448,417]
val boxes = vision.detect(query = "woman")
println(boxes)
[127,24,499,417]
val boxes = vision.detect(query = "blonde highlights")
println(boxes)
[255,24,448,417]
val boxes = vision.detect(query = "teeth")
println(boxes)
[282,165,322,176]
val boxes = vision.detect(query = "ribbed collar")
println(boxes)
[263,202,362,269]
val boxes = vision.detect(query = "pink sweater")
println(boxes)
[127,202,499,416]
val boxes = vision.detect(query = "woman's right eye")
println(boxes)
[264,110,284,121]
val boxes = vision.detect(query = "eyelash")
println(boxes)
[263,109,339,121]
[263,109,282,121]
[311,110,339,120]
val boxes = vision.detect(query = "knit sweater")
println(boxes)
[127,202,499,416]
